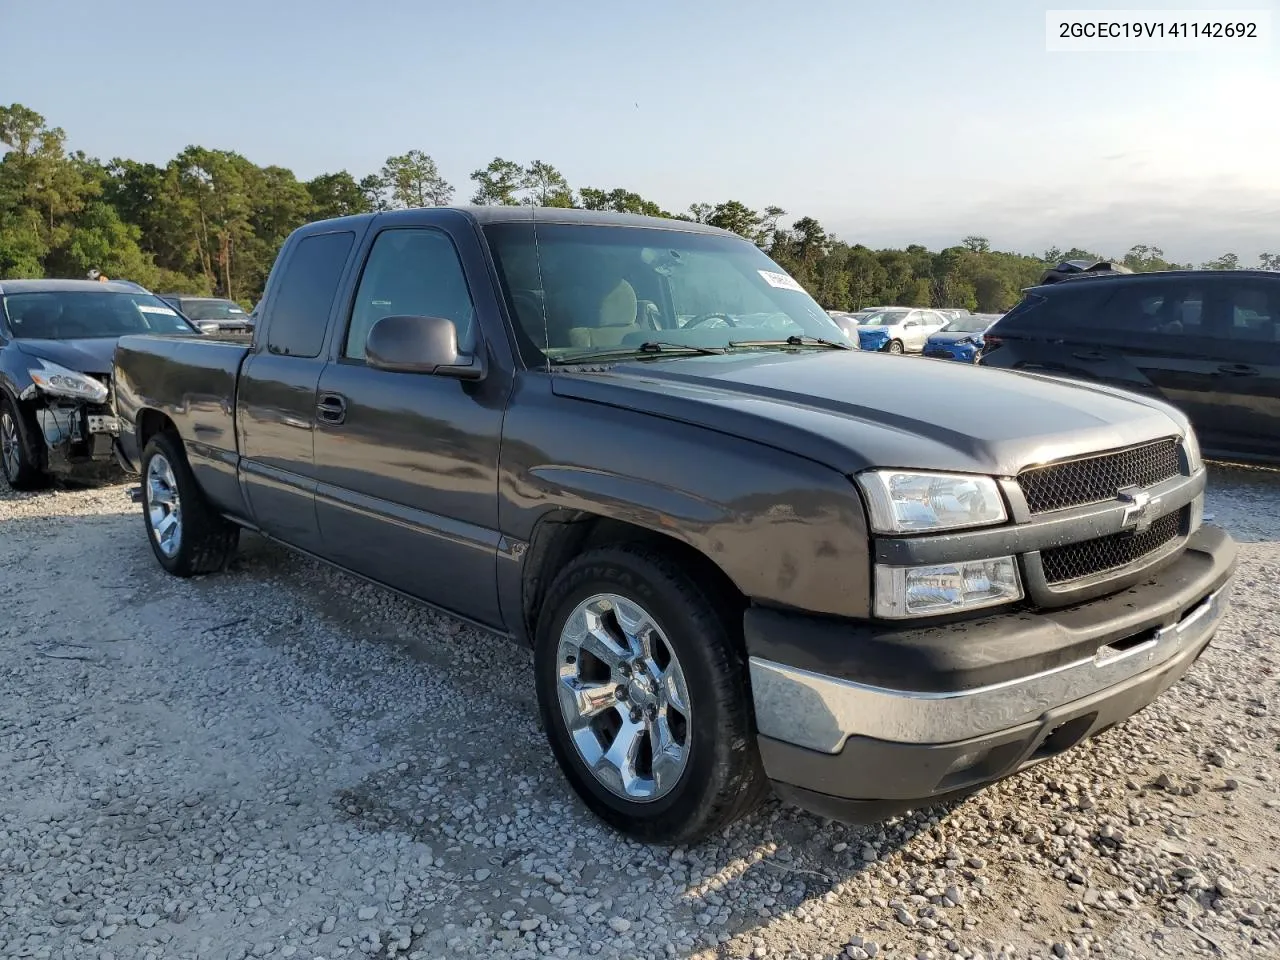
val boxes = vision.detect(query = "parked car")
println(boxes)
[936,308,973,322]
[923,313,1002,363]
[980,270,1280,464]
[823,311,862,347]
[0,279,198,488]
[157,295,254,336]
[855,307,949,353]
[113,207,1236,844]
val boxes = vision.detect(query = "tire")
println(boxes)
[0,395,47,490]
[140,431,239,576]
[534,544,769,844]
[886,340,905,355]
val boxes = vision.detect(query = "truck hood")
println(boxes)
[551,350,1188,476]
[14,338,118,375]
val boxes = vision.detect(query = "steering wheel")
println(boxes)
[683,312,739,329]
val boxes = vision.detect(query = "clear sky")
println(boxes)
[2,0,1277,262]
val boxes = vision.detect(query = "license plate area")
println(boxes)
[87,414,120,435]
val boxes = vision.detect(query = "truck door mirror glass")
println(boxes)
[365,314,483,380]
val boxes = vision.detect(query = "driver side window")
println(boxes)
[344,228,477,361]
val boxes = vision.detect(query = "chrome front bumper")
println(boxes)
[750,583,1231,755]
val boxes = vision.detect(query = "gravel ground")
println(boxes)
[1,464,1278,960]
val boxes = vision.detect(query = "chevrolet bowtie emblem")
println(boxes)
[1117,486,1159,534]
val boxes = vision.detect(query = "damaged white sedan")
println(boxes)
[0,279,200,488]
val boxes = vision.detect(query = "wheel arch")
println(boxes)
[519,509,745,650]
[0,382,49,477]
[136,407,180,453]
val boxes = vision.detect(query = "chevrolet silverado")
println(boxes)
[111,207,1238,844]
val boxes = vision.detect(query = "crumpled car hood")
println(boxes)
[551,350,1189,477]
[14,338,118,376]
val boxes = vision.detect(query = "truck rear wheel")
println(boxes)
[534,544,768,844]
[140,431,239,576]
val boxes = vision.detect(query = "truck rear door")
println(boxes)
[236,228,360,553]
[1193,279,1280,461]
[310,210,513,629]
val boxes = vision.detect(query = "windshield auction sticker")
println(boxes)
[758,270,807,292]
[1046,9,1271,51]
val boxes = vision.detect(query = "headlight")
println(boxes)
[28,359,109,404]
[857,470,1008,534]
[197,320,220,334]
[874,557,1023,618]
[1182,429,1203,473]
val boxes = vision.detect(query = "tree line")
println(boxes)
[2,103,1275,313]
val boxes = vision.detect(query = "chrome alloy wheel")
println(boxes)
[555,593,692,801]
[146,453,183,558]
[0,410,19,482]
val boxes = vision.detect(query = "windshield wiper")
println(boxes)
[553,341,725,364]
[726,334,852,350]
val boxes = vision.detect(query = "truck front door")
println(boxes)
[311,215,510,629]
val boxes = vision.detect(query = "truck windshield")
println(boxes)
[483,222,851,365]
[2,291,197,340]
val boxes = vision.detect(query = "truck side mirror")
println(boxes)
[365,315,483,380]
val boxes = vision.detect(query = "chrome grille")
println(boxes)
[1041,508,1184,585]
[1018,439,1180,515]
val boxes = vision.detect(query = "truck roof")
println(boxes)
[1025,268,1279,297]
[299,206,739,238]
[0,278,151,295]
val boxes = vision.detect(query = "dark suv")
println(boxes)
[979,270,1280,464]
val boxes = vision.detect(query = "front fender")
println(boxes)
[497,380,873,630]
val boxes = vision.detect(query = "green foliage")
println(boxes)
[1201,252,1241,271]
[470,158,525,206]
[469,158,574,207]
[306,172,370,220]
[377,150,454,209]
[2,102,1274,311]
[578,187,669,217]
[520,160,574,208]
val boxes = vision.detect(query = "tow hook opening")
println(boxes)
[1031,713,1097,761]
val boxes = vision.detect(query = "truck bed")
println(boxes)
[113,334,251,514]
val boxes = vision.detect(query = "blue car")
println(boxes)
[922,313,1001,363]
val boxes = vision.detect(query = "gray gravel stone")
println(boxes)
[1,471,1277,960]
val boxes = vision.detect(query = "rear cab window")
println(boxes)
[264,231,356,357]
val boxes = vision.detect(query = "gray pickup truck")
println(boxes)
[112,207,1238,844]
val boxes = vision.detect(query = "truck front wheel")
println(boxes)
[140,431,239,576]
[534,544,768,844]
